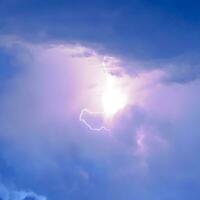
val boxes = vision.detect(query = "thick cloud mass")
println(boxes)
[1,0,200,60]
[0,38,200,200]
[1,1,200,199]
[1,0,200,84]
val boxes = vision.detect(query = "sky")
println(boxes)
[0,0,200,200]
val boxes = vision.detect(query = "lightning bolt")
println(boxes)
[79,56,110,132]
[79,109,110,132]
[79,56,120,132]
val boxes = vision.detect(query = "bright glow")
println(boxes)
[102,74,128,118]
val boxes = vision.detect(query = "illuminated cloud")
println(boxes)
[0,37,200,200]
[0,1,200,200]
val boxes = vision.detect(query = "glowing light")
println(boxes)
[79,55,129,132]
[102,74,128,118]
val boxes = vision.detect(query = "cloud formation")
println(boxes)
[0,184,46,200]
[0,37,200,200]
[1,0,200,60]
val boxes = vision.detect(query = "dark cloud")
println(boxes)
[1,1,200,83]
[23,197,36,200]
[1,0,200,61]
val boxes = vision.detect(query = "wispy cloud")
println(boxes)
[0,184,46,200]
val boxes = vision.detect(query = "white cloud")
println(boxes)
[0,184,46,200]
[0,37,200,199]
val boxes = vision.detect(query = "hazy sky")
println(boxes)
[0,1,200,200]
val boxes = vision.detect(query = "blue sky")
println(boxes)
[0,1,200,200]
